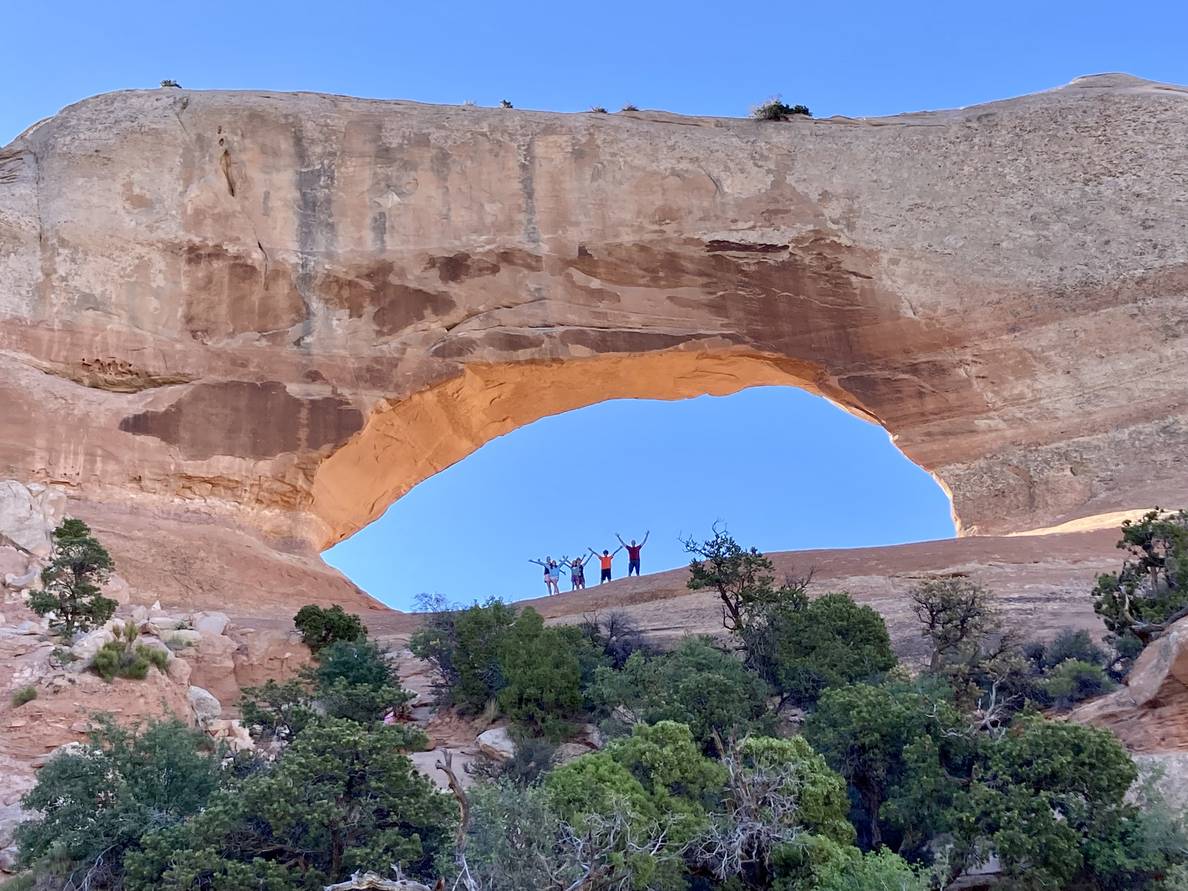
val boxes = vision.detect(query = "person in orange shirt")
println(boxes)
[590,544,623,584]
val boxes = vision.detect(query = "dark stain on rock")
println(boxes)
[558,329,694,352]
[181,244,306,341]
[496,248,544,272]
[427,252,501,283]
[119,381,363,460]
[315,262,457,335]
[373,285,456,335]
[705,240,787,253]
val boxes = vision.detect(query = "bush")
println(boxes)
[621,103,639,112]
[752,98,812,121]
[16,716,219,888]
[589,106,608,113]
[11,685,37,707]
[409,596,518,711]
[497,608,586,740]
[577,610,654,669]
[293,603,367,652]
[589,636,770,750]
[1027,628,1108,670]
[1043,658,1115,708]
[755,592,897,708]
[91,622,168,681]
[26,518,117,638]
[124,719,455,889]
[1093,509,1188,650]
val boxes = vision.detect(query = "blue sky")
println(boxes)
[4,1,1184,607]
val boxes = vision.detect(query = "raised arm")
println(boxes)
[616,533,626,546]
[641,530,651,546]
[529,558,546,567]
[613,544,625,556]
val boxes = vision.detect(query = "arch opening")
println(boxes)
[320,354,957,609]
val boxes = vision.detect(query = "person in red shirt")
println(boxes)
[617,531,650,577]
[590,544,623,584]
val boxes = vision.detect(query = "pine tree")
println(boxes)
[28,518,117,637]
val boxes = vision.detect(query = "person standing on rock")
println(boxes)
[566,553,592,591]
[530,557,563,596]
[591,544,623,584]
[617,531,649,577]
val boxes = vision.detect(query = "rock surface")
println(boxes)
[1071,615,1188,752]
[1,75,1186,611]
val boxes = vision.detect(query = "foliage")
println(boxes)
[312,637,415,726]
[806,846,929,891]
[92,621,169,681]
[159,79,181,88]
[546,721,725,890]
[499,98,513,108]
[240,638,420,747]
[684,525,805,636]
[578,610,655,669]
[589,636,771,750]
[472,731,558,785]
[754,592,897,708]
[239,677,317,744]
[11,685,37,707]
[16,717,220,889]
[1043,658,1116,709]
[694,735,853,888]
[909,577,1003,673]
[409,595,519,712]
[804,681,972,851]
[1093,509,1188,648]
[947,716,1154,889]
[589,106,608,113]
[1028,628,1109,670]
[496,608,588,740]
[621,104,639,111]
[125,719,454,890]
[293,603,367,653]
[27,518,117,638]
[753,98,812,120]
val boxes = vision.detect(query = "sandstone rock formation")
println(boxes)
[1072,614,1188,752]
[1,74,1186,611]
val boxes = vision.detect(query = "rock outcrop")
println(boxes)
[1071,615,1188,752]
[1,74,1186,611]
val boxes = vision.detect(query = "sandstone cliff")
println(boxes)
[0,74,1186,609]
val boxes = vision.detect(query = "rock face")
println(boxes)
[1,74,1187,610]
[1071,615,1188,752]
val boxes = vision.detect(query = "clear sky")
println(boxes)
[4,1,1184,608]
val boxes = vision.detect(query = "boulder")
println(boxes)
[193,611,230,637]
[70,626,115,662]
[164,629,203,649]
[476,726,516,763]
[187,685,222,723]
[3,566,38,591]
[0,481,65,557]
[166,654,193,685]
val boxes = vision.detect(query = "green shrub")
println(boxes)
[124,719,454,889]
[589,106,608,113]
[91,622,168,681]
[26,518,117,638]
[240,677,317,743]
[752,98,812,121]
[16,716,219,888]
[621,103,639,112]
[1043,658,1115,708]
[499,98,513,108]
[755,592,898,708]
[409,595,518,711]
[293,603,367,652]
[11,685,37,707]
[589,636,770,750]
[497,608,585,741]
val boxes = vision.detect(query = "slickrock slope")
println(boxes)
[1,74,1186,608]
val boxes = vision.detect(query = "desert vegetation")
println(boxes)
[10,521,1188,890]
